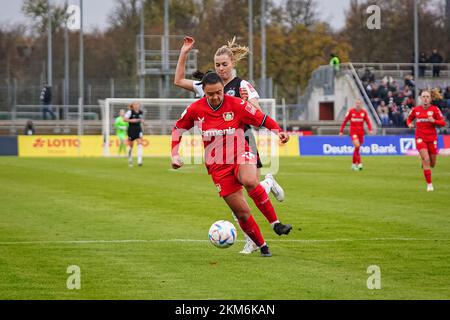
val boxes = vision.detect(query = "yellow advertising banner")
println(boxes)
[18,135,299,157]
[19,136,103,157]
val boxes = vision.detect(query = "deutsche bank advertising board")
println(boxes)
[298,136,446,156]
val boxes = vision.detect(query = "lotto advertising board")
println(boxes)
[298,136,447,156]
[18,135,172,157]
[18,134,299,157]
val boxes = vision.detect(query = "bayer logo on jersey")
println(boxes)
[208,220,237,249]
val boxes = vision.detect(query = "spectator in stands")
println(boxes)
[389,80,399,94]
[389,101,403,127]
[419,52,427,77]
[377,81,388,102]
[23,120,35,135]
[377,101,390,127]
[400,98,411,124]
[404,74,415,89]
[40,81,56,120]
[361,68,375,85]
[403,85,413,98]
[385,91,395,106]
[444,87,450,108]
[428,49,444,77]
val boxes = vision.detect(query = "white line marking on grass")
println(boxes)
[0,238,449,245]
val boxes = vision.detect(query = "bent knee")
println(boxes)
[241,178,260,190]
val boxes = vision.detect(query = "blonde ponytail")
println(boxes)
[215,36,250,66]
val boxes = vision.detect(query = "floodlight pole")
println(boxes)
[414,0,419,104]
[164,0,170,98]
[261,0,267,98]
[139,0,145,98]
[64,0,69,120]
[47,0,53,87]
[248,0,254,84]
[78,0,84,140]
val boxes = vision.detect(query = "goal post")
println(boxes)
[102,98,277,157]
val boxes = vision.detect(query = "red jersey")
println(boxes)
[406,105,445,142]
[173,95,281,177]
[340,108,373,135]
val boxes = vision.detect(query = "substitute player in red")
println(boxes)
[339,99,373,171]
[171,72,292,257]
[406,90,446,192]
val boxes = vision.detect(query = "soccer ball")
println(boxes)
[208,220,237,248]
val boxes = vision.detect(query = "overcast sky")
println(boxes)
[0,0,352,32]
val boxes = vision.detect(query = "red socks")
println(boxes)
[353,146,361,164]
[248,184,278,224]
[238,215,265,247]
[423,169,432,184]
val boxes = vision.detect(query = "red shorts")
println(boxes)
[350,133,364,144]
[416,138,438,155]
[210,152,257,198]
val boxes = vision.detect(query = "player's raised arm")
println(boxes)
[174,36,196,92]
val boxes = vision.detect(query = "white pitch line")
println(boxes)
[0,238,449,245]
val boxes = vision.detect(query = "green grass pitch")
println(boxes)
[0,156,449,300]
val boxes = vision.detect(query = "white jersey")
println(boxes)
[193,78,260,101]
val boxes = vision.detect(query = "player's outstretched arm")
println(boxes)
[174,36,196,92]
[171,127,184,169]
[241,101,289,144]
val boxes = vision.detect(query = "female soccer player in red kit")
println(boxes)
[174,36,285,255]
[171,72,292,257]
[407,90,446,192]
[339,99,373,171]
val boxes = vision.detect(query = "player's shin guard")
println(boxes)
[248,184,278,225]
[137,144,143,164]
[238,215,265,247]
[423,169,432,184]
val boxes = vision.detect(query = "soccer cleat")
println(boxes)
[273,222,292,236]
[358,163,364,171]
[239,237,259,254]
[260,245,272,257]
[265,173,285,202]
[427,184,434,192]
[128,158,133,167]
[138,162,143,167]
[351,164,358,171]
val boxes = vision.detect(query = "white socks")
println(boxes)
[137,144,143,164]
[260,178,273,195]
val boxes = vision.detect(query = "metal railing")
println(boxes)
[7,105,101,121]
[344,63,382,127]
[352,62,450,80]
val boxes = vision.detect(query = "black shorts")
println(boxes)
[244,125,263,169]
[128,127,143,141]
